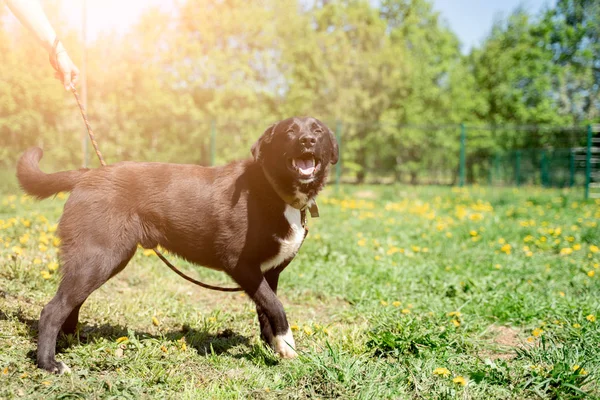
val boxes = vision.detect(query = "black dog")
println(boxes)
[17,116,339,374]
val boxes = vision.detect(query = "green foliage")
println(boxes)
[0,0,598,183]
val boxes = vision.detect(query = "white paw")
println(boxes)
[272,328,298,359]
[56,361,71,375]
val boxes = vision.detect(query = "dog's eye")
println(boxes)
[314,129,323,134]
[286,130,295,135]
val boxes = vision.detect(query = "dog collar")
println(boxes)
[262,167,319,228]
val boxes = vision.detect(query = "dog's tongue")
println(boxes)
[295,157,315,176]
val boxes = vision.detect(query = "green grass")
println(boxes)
[0,185,599,399]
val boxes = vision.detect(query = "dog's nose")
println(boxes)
[299,135,317,148]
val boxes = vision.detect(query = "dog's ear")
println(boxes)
[251,123,277,162]
[317,120,339,165]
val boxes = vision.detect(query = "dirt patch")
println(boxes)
[480,325,533,360]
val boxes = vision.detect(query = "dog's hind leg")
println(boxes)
[37,245,136,374]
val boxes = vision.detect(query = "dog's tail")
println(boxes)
[17,147,90,199]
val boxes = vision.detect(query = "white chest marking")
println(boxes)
[260,205,305,272]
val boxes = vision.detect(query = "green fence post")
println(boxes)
[210,120,216,167]
[515,150,522,187]
[335,120,342,194]
[569,149,575,187]
[585,124,592,200]
[459,123,466,187]
[540,150,547,187]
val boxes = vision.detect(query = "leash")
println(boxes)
[54,41,242,292]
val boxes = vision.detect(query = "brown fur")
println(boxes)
[17,116,338,373]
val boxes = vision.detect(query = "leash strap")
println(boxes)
[68,84,241,292]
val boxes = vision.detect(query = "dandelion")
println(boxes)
[559,247,573,256]
[588,270,595,278]
[47,262,59,271]
[380,300,388,306]
[469,230,478,237]
[500,244,511,255]
[573,323,581,329]
[12,246,23,256]
[590,245,599,253]
[494,264,502,269]
[40,271,51,280]
[401,309,411,314]
[573,365,588,375]
[290,324,299,331]
[532,328,543,337]
[160,345,168,353]
[33,258,42,265]
[451,319,460,327]
[19,234,29,245]
[573,244,581,251]
[453,376,467,386]
[2,367,8,375]
[116,336,129,344]
[303,326,313,336]
[445,232,453,238]
[559,291,565,297]
[39,244,48,252]
[357,238,367,247]
[433,367,451,377]
[447,311,461,317]
[586,314,596,322]
[152,317,160,326]
[392,301,401,307]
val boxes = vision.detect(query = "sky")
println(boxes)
[8,0,552,53]
[430,0,551,53]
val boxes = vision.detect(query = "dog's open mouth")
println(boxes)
[288,154,320,181]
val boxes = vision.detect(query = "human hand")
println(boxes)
[49,41,80,91]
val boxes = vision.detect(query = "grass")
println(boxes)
[0,183,599,399]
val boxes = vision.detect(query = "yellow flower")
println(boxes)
[47,262,59,271]
[401,309,411,314]
[19,234,30,245]
[380,300,388,306]
[498,238,506,244]
[588,270,595,278]
[469,230,478,237]
[143,249,155,257]
[12,246,23,256]
[445,232,453,238]
[39,244,48,252]
[303,326,313,336]
[433,367,451,377]
[494,264,502,269]
[501,244,511,254]
[2,367,8,375]
[160,345,168,353]
[290,324,299,331]
[52,237,61,247]
[572,365,588,375]
[40,271,51,280]
[532,328,543,337]
[152,317,160,326]
[453,376,467,386]
[392,301,401,307]
[447,311,461,317]
[357,238,367,247]
[573,323,581,329]
[573,244,581,251]
[586,314,596,322]
[116,336,129,343]
[451,319,460,327]
[48,223,58,232]
[559,291,565,297]
[590,245,599,253]
[559,247,573,256]
[33,258,42,265]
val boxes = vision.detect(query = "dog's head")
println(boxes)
[252,117,338,205]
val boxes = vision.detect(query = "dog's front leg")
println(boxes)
[231,268,297,358]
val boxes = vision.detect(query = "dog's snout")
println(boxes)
[299,135,317,148]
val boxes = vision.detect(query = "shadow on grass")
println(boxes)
[1,308,251,363]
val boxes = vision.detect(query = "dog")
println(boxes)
[16,116,339,374]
